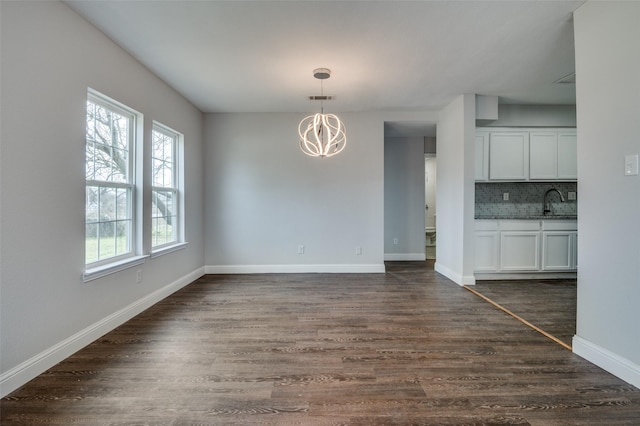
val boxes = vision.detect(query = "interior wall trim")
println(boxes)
[573,335,640,389]
[434,262,476,286]
[384,253,426,261]
[0,267,205,398]
[205,264,386,274]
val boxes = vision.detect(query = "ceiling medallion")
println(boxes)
[298,68,346,158]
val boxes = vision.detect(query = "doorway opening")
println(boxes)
[383,121,437,262]
[425,154,436,260]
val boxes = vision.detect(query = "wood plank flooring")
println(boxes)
[470,279,577,348]
[3,261,640,425]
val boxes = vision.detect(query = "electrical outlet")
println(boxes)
[503,192,509,201]
[393,238,398,245]
[568,191,577,201]
[355,246,362,255]
[136,270,143,283]
[298,244,305,254]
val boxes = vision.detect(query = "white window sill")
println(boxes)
[150,241,188,259]
[83,255,149,282]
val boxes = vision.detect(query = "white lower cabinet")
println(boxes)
[500,231,540,271]
[475,220,577,275]
[475,231,499,271]
[542,231,575,270]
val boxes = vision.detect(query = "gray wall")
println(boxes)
[384,137,426,260]
[1,1,205,395]
[573,2,640,388]
[203,112,440,272]
[204,112,387,272]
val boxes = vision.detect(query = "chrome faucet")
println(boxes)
[543,188,566,215]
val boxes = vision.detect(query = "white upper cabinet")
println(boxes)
[477,128,577,182]
[475,132,489,181]
[489,132,529,180]
[529,132,558,180]
[557,131,578,179]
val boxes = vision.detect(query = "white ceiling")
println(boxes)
[65,0,581,120]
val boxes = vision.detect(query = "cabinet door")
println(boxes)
[572,233,578,269]
[530,132,558,180]
[557,132,577,179]
[475,133,489,181]
[500,231,540,271]
[475,231,499,272]
[489,133,529,180]
[542,231,574,271]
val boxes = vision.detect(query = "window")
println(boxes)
[151,124,181,249]
[85,93,137,266]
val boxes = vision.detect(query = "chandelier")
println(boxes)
[298,68,347,158]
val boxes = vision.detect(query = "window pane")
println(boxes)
[116,188,129,220]
[113,114,129,150]
[86,186,99,222]
[85,223,98,264]
[110,148,128,183]
[152,129,175,188]
[152,188,176,247]
[153,132,164,159]
[86,142,96,180]
[152,218,160,247]
[86,101,97,142]
[99,187,116,221]
[163,137,173,163]
[115,220,130,255]
[86,100,130,184]
[99,222,116,259]
[162,162,173,188]
[164,191,174,216]
[153,158,164,187]
[94,109,112,146]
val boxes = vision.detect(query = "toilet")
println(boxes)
[425,227,436,244]
[425,226,436,259]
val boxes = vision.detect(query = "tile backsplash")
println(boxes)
[475,182,577,218]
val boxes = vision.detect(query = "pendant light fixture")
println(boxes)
[298,68,346,158]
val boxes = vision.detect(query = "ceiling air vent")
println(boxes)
[308,95,334,101]
[554,72,576,84]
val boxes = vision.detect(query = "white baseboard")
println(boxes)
[475,272,577,280]
[205,264,386,274]
[573,335,640,389]
[384,253,426,261]
[434,262,476,286]
[0,267,205,398]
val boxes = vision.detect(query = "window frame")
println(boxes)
[150,122,184,252]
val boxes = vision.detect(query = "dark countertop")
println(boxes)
[475,215,577,220]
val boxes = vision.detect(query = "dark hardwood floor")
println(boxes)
[470,278,577,348]
[2,261,639,425]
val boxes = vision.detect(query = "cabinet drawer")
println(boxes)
[499,220,541,231]
[542,220,577,231]
[476,220,498,231]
